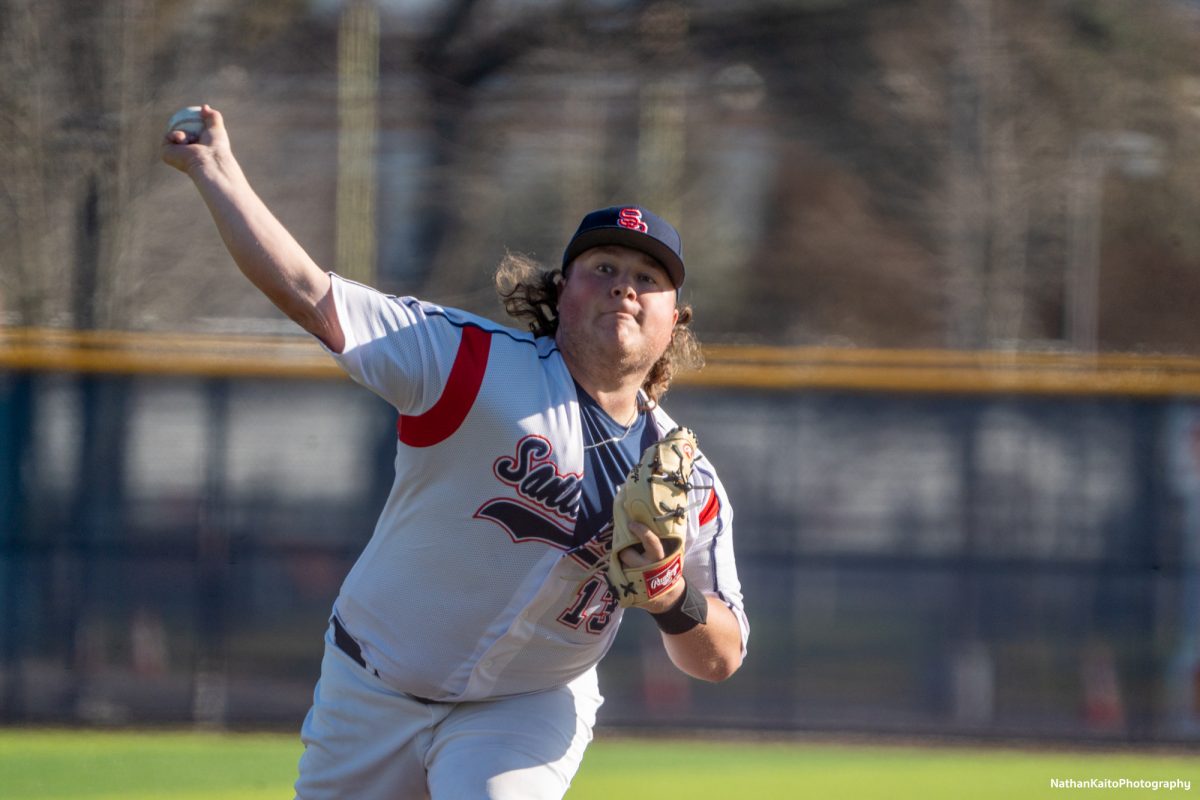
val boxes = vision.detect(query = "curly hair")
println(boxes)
[494,251,703,406]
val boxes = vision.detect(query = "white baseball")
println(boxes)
[165,106,204,137]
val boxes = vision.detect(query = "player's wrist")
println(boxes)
[648,580,708,635]
[185,147,235,182]
[639,579,684,614]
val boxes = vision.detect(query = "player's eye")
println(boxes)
[638,271,660,285]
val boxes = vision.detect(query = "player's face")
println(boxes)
[555,245,679,375]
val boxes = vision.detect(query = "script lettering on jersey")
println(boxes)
[474,435,583,550]
[493,436,582,521]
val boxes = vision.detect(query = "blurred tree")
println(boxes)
[0,0,63,326]
[727,0,1200,349]
[400,0,673,294]
[0,0,311,329]
[4,0,1200,353]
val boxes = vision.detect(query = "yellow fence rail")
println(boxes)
[5,327,1200,397]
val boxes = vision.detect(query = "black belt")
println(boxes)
[331,616,441,704]
[332,615,371,671]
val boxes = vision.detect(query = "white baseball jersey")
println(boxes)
[321,273,748,702]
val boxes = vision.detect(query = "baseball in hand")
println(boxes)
[165,106,204,140]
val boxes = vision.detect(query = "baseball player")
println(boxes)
[162,105,748,800]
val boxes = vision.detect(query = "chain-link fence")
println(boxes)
[3,350,1198,742]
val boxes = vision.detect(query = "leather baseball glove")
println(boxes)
[608,427,699,608]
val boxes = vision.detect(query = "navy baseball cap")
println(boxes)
[562,205,685,289]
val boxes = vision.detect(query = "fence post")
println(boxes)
[0,375,33,721]
[193,378,232,728]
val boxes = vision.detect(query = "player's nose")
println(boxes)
[609,276,636,298]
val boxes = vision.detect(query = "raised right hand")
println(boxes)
[161,104,231,175]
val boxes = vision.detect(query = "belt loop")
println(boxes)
[332,615,369,671]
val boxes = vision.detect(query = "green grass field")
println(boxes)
[0,728,1196,799]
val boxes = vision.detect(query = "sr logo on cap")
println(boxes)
[616,208,649,233]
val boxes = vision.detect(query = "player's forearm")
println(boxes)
[660,596,743,682]
[187,153,342,348]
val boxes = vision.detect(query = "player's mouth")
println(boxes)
[603,304,641,320]
[601,311,640,329]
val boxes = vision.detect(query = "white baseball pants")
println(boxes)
[293,626,603,800]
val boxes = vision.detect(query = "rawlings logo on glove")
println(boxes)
[645,557,683,597]
[608,427,698,608]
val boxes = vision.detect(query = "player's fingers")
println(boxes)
[618,547,649,568]
[629,522,666,559]
[619,521,665,567]
[161,135,190,169]
[201,104,223,132]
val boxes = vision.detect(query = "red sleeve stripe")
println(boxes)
[698,487,720,526]
[397,325,492,447]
